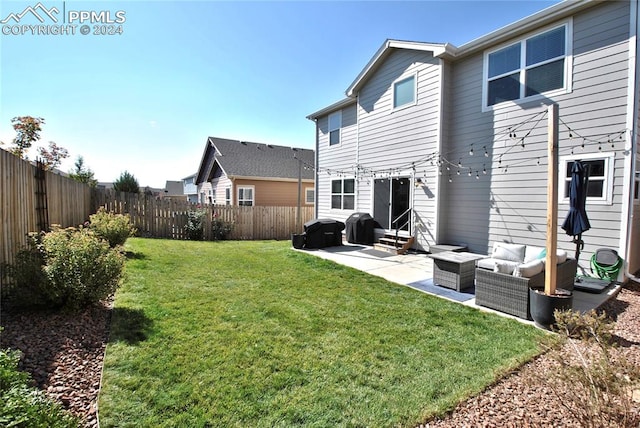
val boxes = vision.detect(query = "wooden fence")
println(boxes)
[93,189,315,241]
[0,148,92,276]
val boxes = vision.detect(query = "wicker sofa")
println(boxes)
[475,243,578,319]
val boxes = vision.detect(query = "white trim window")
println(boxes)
[225,187,231,205]
[237,186,254,206]
[328,111,341,146]
[393,74,416,109]
[305,188,315,205]
[484,22,571,109]
[560,153,614,205]
[331,178,355,210]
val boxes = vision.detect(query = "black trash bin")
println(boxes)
[345,212,375,245]
[303,219,345,249]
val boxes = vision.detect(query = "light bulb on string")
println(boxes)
[469,144,474,156]
[468,168,472,176]
[475,171,480,179]
[484,146,489,157]
[483,164,487,174]
[458,159,462,168]
[581,138,585,149]
[448,175,452,183]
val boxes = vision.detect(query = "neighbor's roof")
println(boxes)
[195,137,315,184]
[164,180,184,196]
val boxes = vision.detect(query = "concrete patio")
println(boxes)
[299,243,622,325]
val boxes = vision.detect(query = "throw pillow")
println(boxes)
[492,243,526,263]
[494,260,518,275]
[513,259,544,278]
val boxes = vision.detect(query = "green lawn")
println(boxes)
[98,238,544,427]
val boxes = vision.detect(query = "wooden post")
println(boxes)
[545,104,559,295]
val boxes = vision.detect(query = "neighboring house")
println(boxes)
[195,137,315,207]
[182,173,200,203]
[163,180,185,201]
[308,0,640,275]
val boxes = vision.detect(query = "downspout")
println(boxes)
[355,93,360,212]
[314,118,319,218]
[623,0,640,281]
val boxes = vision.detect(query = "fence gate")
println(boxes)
[35,158,49,232]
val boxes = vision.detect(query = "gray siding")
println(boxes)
[315,49,443,250]
[441,0,631,268]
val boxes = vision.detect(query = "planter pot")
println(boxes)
[529,288,573,330]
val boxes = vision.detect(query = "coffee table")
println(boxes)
[427,251,486,291]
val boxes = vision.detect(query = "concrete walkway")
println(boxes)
[300,243,621,325]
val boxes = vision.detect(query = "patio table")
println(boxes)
[426,251,486,291]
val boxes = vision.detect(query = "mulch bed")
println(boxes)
[1,283,638,427]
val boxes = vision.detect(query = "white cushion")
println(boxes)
[476,258,497,270]
[494,260,519,275]
[492,243,526,263]
[538,249,569,265]
[524,246,546,263]
[513,259,545,278]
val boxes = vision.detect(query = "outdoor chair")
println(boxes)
[475,242,578,319]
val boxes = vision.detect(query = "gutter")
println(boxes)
[624,0,640,282]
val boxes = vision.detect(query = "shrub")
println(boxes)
[89,208,136,247]
[2,233,48,308]
[212,218,234,241]
[536,309,640,428]
[3,227,125,310]
[185,210,207,241]
[41,227,125,310]
[0,344,79,427]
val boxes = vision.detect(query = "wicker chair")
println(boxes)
[475,258,578,319]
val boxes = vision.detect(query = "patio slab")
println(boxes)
[298,243,622,325]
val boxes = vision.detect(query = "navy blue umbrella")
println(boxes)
[561,161,591,261]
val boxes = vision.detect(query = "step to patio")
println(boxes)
[374,234,415,255]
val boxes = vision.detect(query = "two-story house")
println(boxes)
[308,0,640,276]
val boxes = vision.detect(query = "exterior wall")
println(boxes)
[316,102,358,221]
[441,0,632,270]
[210,174,232,205]
[183,176,197,196]
[197,181,213,204]
[315,49,443,250]
[233,178,314,207]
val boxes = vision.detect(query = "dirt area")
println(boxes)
[1,283,638,427]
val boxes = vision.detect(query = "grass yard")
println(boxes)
[98,238,544,427]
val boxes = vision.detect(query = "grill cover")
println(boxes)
[345,212,375,245]
[303,219,345,249]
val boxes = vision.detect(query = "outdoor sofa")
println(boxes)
[475,243,578,319]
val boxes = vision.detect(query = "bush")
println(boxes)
[2,234,48,308]
[536,309,640,428]
[0,345,79,427]
[212,218,233,241]
[89,208,136,247]
[41,227,125,310]
[185,210,207,241]
[3,227,125,310]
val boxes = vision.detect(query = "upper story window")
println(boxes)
[225,188,231,205]
[561,153,614,205]
[328,111,341,146]
[393,74,416,109]
[485,23,571,109]
[331,178,354,210]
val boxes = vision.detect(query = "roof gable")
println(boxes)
[196,137,315,184]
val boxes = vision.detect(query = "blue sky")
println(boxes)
[0,0,559,188]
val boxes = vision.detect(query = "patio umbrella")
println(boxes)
[561,161,591,262]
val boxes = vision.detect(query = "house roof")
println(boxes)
[195,137,315,184]
[164,180,183,196]
[346,40,452,97]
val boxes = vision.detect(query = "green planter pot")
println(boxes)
[529,288,573,329]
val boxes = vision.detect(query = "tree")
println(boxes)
[8,116,45,159]
[37,141,69,170]
[113,171,139,193]
[68,156,98,187]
